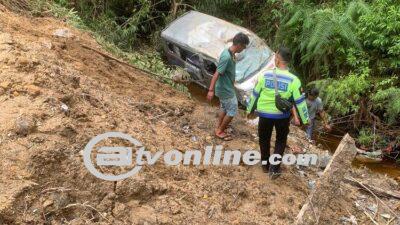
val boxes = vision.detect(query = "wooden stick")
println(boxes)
[386,217,396,225]
[363,211,379,225]
[40,187,77,194]
[344,177,400,200]
[149,110,172,120]
[64,201,110,223]
[345,177,400,219]
[80,44,174,81]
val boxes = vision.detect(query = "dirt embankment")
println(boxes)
[0,6,399,225]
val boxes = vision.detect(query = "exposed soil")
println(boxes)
[0,5,399,225]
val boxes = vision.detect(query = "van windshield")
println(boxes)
[235,40,272,82]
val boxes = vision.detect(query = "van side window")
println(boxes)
[179,48,192,61]
[204,59,217,74]
[167,42,174,52]
[167,42,180,56]
[180,48,200,66]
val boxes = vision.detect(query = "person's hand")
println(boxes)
[293,117,301,126]
[207,90,214,101]
[246,112,252,119]
[324,124,332,132]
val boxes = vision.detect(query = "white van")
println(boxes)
[161,11,275,105]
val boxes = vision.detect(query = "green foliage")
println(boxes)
[311,72,400,128]
[195,0,244,24]
[252,0,286,45]
[357,127,374,147]
[82,0,145,50]
[55,0,173,51]
[356,127,387,148]
[91,31,188,93]
[357,0,400,72]
[31,0,85,28]
[128,50,188,92]
[276,0,369,80]
[372,86,400,125]
[310,70,371,116]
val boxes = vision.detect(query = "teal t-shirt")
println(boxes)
[215,48,236,99]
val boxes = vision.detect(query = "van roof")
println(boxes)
[161,11,261,59]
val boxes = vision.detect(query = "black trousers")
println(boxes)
[258,117,290,171]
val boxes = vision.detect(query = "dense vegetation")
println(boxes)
[4,0,399,149]
[196,0,400,148]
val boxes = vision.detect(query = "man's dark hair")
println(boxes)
[233,32,250,46]
[309,87,320,97]
[277,46,291,63]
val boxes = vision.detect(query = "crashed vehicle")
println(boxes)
[161,11,275,105]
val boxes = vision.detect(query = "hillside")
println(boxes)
[0,4,399,225]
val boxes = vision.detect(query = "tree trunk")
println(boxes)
[171,0,181,19]
[294,134,358,225]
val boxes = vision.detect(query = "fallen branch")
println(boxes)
[40,187,76,194]
[80,44,174,82]
[344,177,400,200]
[363,210,379,225]
[64,201,110,223]
[386,216,396,225]
[345,177,400,219]
[149,110,172,120]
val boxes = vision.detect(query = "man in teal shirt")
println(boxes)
[207,32,249,139]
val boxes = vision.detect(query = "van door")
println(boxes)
[164,41,184,67]
[178,48,203,83]
[201,57,217,88]
[164,41,204,86]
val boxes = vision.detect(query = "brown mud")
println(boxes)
[0,5,399,225]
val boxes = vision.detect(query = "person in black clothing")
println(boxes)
[258,116,290,177]
[257,47,306,179]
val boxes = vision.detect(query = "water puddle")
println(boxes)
[316,132,400,179]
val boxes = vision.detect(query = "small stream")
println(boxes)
[188,84,400,179]
[315,132,400,179]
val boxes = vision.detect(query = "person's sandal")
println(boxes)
[269,167,282,180]
[215,131,232,141]
[269,172,281,180]
[262,165,269,173]
[222,136,233,141]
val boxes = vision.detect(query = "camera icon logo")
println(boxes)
[83,132,143,181]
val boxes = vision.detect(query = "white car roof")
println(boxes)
[161,11,264,60]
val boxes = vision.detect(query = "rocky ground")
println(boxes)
[0,5,399,225]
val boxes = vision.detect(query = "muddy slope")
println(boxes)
[0,6,399,225]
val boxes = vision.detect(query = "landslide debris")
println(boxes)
[0,5,398,225]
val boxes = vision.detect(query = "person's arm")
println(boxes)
[319,110,332,131]
[291,78,309,125]
[316,99,327,125]
[207,53,229,101]
[246,75,264,114]
[319,111,328,124]
[291,106,300,126]
[318,100,332,131]
[207,71,219,101]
